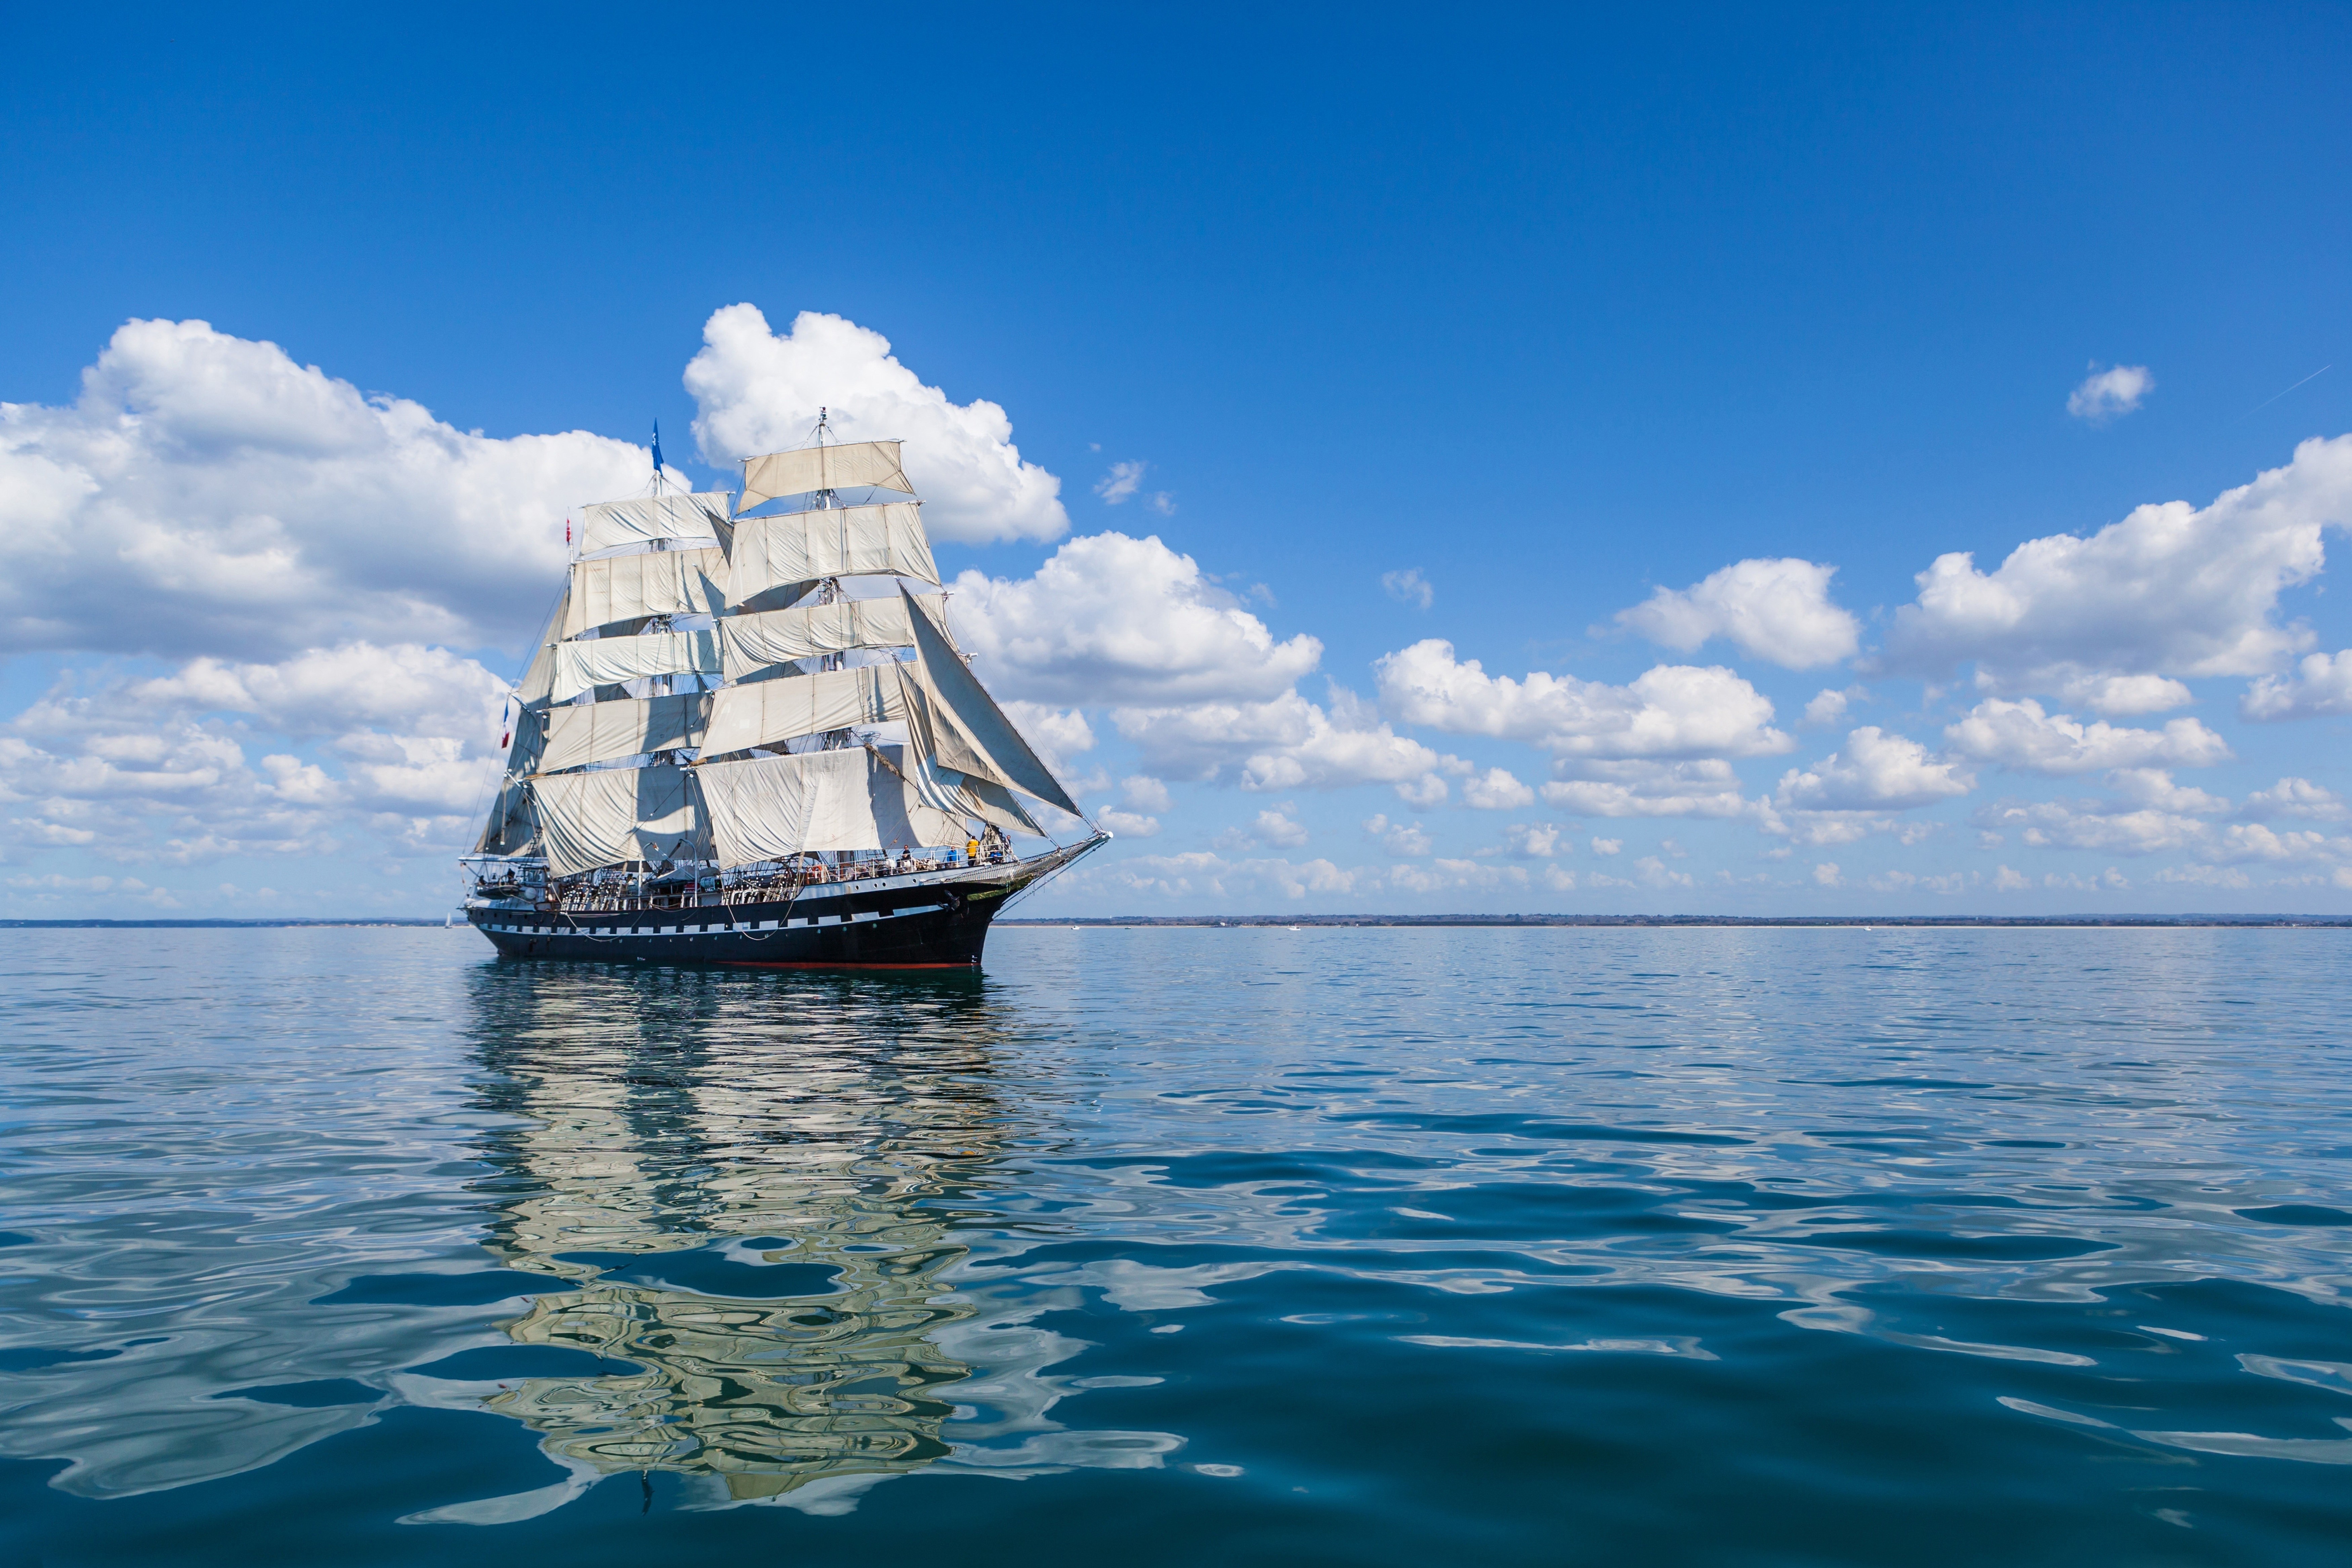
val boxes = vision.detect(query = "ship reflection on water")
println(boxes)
[434,964,1174,1520]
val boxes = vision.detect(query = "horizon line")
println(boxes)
[4,914,2344,931]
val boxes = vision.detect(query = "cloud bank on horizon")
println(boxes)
[2,310,2349,914]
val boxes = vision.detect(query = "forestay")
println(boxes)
[724,503,938,606]
[699,666,903,759]
[716,593,944,677]
[737,441,912,513]
[575,493,729,554]
[552,629,722,703]
[531,764,698,877]
[697,746,964,867]
[560,549,725,637]
[541,693,710,773]
[898,589,1083,816]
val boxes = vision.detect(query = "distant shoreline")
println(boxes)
[1001,914,2352,929]
[1,914,2345,931]
[0,919,450,929]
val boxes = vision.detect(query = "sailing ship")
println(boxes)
[459,419,1106,968]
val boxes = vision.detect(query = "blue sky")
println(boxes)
[3,3,2349,915]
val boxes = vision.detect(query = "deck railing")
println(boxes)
[472,853,1002,915]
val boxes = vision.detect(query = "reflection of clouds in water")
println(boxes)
[408,965,1177,1520]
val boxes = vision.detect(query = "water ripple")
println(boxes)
[3,926,2351,1563]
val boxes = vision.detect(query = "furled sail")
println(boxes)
[560,548,726,638]
[552,629,722,703]
[697,746,963,868]
[698,666,904,759]
[541,692,710,773]
[531,764,697,877]
[736,441,912,514]
[715,593,944,679]
[724,503,938,606]
[897,589,1083,816]
[576,492,730,554]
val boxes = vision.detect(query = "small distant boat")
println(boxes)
[459,418,1105,969]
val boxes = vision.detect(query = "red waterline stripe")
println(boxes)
[721,960,975,971]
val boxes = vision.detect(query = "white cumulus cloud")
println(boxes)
[2205,823,2352,865]
[684,304,1067,544]
[2067,363,2154,423]
[1248,806,1309,849]
[1974,798,2208,856]
[1614,558,1860,669]
[1881,435,2352,693]
[1119,775,1173,813]
[1540,758,1753,819]
[1077,850,1358,902]
[2241,777,2349,822]
[950,532,1321,706]
[998,702,1096,773]
[1390,858,1536,894]
[1376,641,1792,761]
[1460,767,1536,810]
[1772,727,1976,812]
[2056,673,2194,716]
[1942,698,2230,775]
[0,641,514,870]
[1498,822,1566,857]
[2241,649,2352,721]
[1362,814,1433,857]
[1114,684,1464,803]
[0,317,648,659]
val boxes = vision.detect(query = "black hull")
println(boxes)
[465,839,1100,970]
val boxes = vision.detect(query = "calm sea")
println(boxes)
[3,926,2349,1565]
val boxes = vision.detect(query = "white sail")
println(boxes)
[541,693,710,773]
[900,744,1043,837]
[514,587,571,710]
[699,666,904,759]
[737,441,911,513]
[716,593,944,679]
[479,597,565,850]
[531,764,698,877]
[560,549,726,638]
[897,589,1082,816]
[475,776,536,855]
[552,629,722,703]
[576,492,729,554]
[724,503,938,606]
[697,746,963,868]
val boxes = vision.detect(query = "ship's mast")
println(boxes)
[807,408,855,873]
[804,409,854,742]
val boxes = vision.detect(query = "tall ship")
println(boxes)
[459,421,1106,968]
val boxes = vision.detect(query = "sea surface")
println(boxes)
[3,925,2350,1565]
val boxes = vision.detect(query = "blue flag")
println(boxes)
[651,421,664,475]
